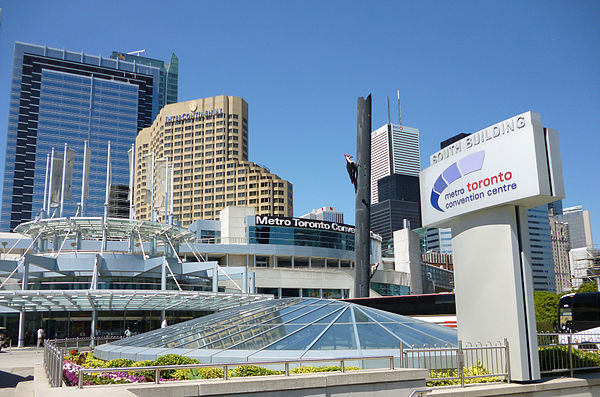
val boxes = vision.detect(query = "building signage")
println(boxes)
[166,108,224,123]
[420,111,564,227]
[255,215,356,234]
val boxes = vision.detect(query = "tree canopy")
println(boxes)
[577,282,599,293]
[534,291,560,331]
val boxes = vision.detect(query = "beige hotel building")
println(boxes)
[135,95,293,225]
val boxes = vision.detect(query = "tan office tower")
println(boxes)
[135,95,293,225]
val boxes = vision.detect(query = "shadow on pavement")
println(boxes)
[0,371,34,388]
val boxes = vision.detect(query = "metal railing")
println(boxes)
[43,336,121,387]
[538,332,600,376]
[77,355,395,389]
[401,339,510,387]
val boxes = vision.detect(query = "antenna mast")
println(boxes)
[397,89,402,126]
[386,96,391,125]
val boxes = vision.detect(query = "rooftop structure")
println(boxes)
[110,50,178,109]
[300,206,344,223]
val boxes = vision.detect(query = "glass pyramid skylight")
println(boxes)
[95,298,457,363]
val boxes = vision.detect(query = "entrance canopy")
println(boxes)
[0,290,271,313]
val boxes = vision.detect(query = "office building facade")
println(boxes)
[300,206,344,223]
[1,42,160,231]
[559,205,594,249]
[135,96,293,225]
[371,174,422,254]
[550,215,571,293]
[111,51,178,109]
[526,205,556,292]
[370,123,420,204]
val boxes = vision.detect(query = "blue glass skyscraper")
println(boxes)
[110,51,178,109]
[1,42,161,231]
[527,205,556,292]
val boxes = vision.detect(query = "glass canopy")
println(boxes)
[95,298,458,363]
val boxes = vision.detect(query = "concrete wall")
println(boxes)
[125,369,427,397]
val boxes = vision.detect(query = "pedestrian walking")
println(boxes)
[36,327,44,348]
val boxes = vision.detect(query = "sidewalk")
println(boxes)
[0,347,43,397]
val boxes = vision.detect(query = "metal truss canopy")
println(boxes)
[14,217,196,243]
[0,290,272,313]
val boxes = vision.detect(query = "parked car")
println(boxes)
[0,327,10,351]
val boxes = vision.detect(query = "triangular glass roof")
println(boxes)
[95,298,458,363]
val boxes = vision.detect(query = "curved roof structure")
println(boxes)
[14,217,196,243]
[95,298,457,363]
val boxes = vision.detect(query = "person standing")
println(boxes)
[161,317,168,329]
[36,328,44,348]
[124,327,132,337]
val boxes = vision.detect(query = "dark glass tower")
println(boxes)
[370,174,422,253]
[110,51,179,109]
[1,42,161,231]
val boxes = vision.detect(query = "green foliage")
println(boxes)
[230,365,283,377]
[577,282,598,293]
[106,358,134,368]
[538,346,600,372]
[534,291,560,331]
[427,364,502,386]
[290,365,360,373]
[129,360,155,380]
[171,367,224,380]
[153,354,199,378]
[83,353,108,369]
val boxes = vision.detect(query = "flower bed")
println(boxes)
[62,351,360,386]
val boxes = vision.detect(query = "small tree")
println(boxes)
[576,282,598,293]
[534,291,560,331]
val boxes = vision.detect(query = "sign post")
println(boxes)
[420,111,564,381]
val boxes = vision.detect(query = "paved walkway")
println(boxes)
[0,347,43,397]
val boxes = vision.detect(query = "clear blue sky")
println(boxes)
[0,1,598,241]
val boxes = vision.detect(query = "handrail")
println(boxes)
[77,355,395,389]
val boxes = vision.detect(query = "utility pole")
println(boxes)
[354,95,372,298]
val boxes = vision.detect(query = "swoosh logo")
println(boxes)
[430,151,485,212]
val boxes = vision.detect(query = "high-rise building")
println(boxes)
[110,51,178,110]
[526,205,556,292]
[134,96,293,225]
[371,174,421,252]
[559,205,594,249]
[369,122,421,254]
[300,206,344,223]
[1,42,160,231]
[550,215,571,293]
[370,124,420,204]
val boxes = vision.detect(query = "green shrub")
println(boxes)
[106,358,134,368]
[230,365,283,377]
[171,367,224,380]
[129,360,155,380]
[538,346,600,372]
[290,365,360,373]
[427,364,502,387]
[83,353,108,368]
[153,354,199,378]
